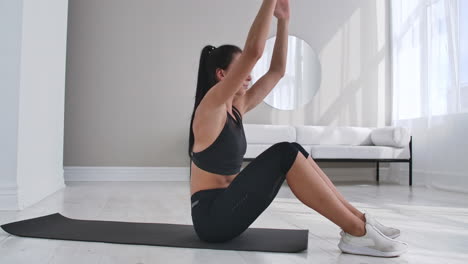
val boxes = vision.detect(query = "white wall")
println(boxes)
[64,0,392,169]
[0,0,68,210]
[0,0,23,209]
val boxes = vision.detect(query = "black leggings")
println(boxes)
[190,141,311,243]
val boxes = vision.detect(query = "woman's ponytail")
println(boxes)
[188,44,242,161]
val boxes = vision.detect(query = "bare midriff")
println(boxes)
[190,161,238,196]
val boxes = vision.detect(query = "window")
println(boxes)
[391,0,468,120]
[459,0,468,110]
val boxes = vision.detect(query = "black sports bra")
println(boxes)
[191,106,247,175]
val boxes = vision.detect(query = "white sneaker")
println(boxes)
[338,222,408,257]
[339,212,400,239]
[365,213,400,239]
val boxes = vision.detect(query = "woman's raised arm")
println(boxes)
[207,0,278,107]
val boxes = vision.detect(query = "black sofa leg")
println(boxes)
[409,159,412,186]
[409,136,413,186]
[376,161,379,183]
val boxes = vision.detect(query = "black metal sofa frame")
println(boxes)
[243,136,413,186]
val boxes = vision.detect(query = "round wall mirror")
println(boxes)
[251,35,321,110]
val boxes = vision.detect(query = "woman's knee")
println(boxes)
[270,141,308,159]
[289,142,310,159]
[269,141,297,156]
[268,141,300,173]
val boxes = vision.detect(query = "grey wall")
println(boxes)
[64,0,391,167]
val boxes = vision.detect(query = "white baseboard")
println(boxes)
[1,179,66,211]
[18,180,66,210]
[0,184,19,211]
[64,166,190,181]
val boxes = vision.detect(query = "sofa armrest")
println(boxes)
[371,127,411,148]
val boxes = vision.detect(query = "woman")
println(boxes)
[188,0,408,258]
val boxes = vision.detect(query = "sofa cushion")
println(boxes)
[244,124,296,144]
[295,126,373,146]
[244,144,411,160]
[370,127,411,148]
[308,145,411,159]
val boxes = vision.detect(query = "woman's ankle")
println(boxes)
[357,212,366,222]
[346,221,366,237]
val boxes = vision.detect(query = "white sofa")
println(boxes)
[243,124,413,185]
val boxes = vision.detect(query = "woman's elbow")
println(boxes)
[269,69,286,78]
[243,45,263,60]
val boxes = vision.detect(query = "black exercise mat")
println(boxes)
[1,213,308,253]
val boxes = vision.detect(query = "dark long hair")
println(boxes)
[188,44,242,160]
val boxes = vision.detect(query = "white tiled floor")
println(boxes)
[1,181,468,263]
